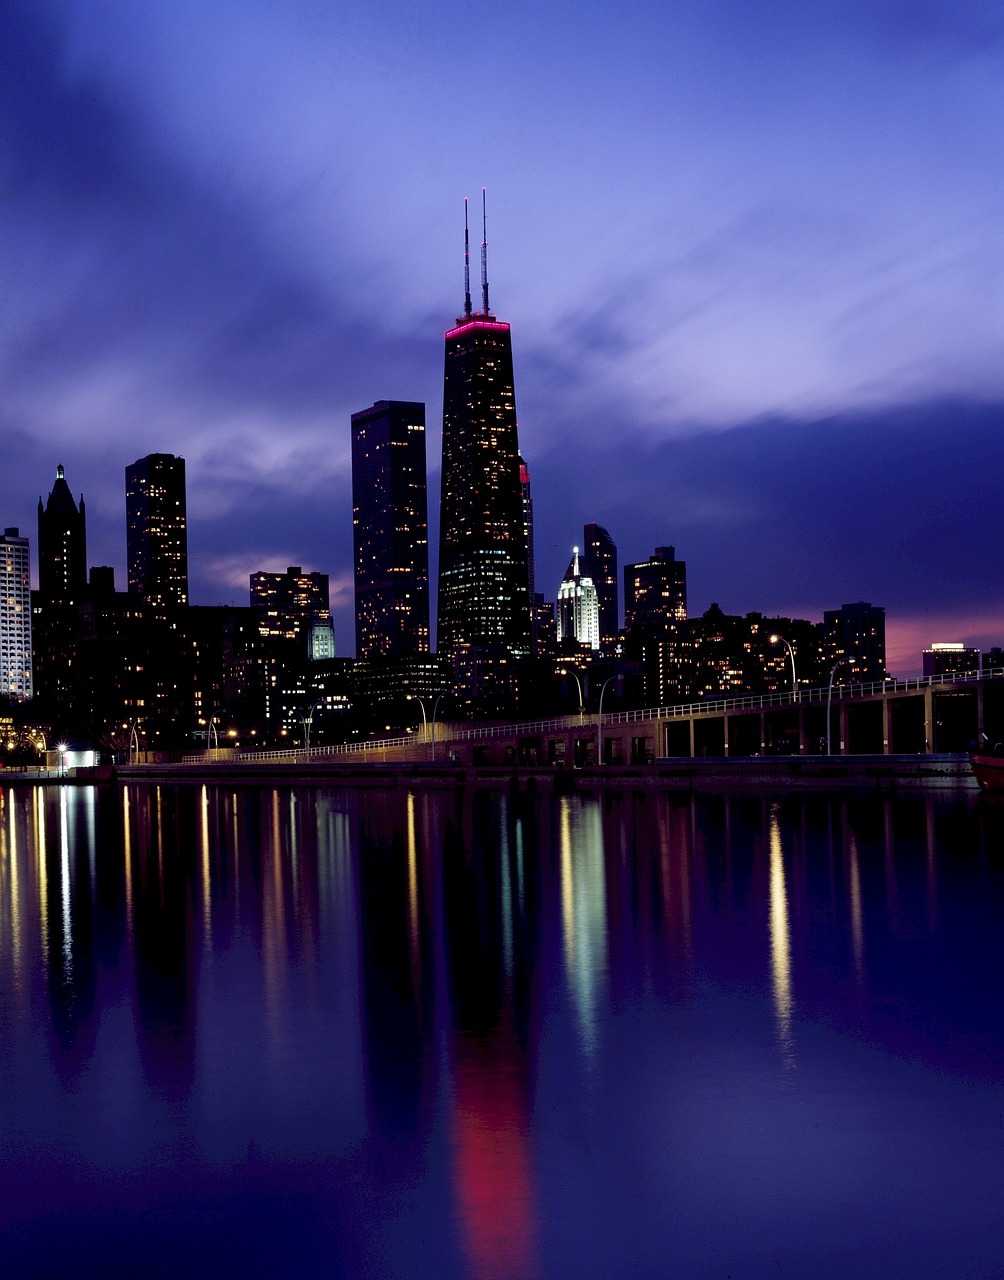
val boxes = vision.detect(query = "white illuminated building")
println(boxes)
[0,527,33,700]
[557,547,600,650]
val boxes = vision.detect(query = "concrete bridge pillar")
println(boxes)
[882,695,892,755]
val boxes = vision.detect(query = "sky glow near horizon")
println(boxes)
[1,0,1002,675]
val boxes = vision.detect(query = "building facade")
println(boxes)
[0,528,33,701]
[624,546,687,629]
[350,400,430,660]
[436,203,531,702]
[823,600,886,683]
[250,565,335,660]
[126,453,189,609]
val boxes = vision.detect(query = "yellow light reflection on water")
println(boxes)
[558,797,608,1064]
[768,802,794,1070]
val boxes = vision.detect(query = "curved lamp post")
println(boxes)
[826,657,856,756]
[769,633,797,702]
[300,703,322,757]
[431,690,449,763]
[559,668,585,720]
[406,694,429,760]
[128,720,140,765]
[596,675,619,766]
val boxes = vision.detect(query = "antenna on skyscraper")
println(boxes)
[481,188,489,315]
[463,197,472,319]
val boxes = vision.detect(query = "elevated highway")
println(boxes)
[182,667,1004,770]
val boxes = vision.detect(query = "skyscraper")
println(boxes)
[823,600,886,682]
[37,463,87,608]
[35,464,87,721]
[556,548,600,650]
[251,565,335,660]
[624,546,687,629]
[0,528,32,700]
[437,196,530,697]
[351,400,430,659]
[126,453,189,610]
[582,522,618,648]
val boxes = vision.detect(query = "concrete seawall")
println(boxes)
[101,753,977,792]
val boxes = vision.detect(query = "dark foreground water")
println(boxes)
[1,781,1003,1278]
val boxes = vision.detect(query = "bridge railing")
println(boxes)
[177,666,1004,764]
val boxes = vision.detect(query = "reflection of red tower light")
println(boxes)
[451,1018,538,1280]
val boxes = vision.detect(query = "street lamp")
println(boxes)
[431,690,449,763]
[406,694,428,759]
[826,657,856,756]
[596,675,620,766]
[57,741,67,778]
[128,720,140,765]
[560,668,585,720]
[769,634,797,702]
[300,703,322,757]
[206,714,219,758]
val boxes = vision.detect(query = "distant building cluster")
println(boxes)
[0,203,992,758]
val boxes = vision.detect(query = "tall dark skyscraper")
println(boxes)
[437,196,531,697]
[126,453,189,610]
[351,400,430,659]
[35,464,87,721]
[582,522,618,649]
[37,464,87,608]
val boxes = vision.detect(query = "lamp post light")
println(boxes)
[431,690,449,763]
[406,694,428,760]
[204,714,219,759]
[596,675,620,766]
[826,657,856,756]
[769,634,798,702]
[57,742,68,778]
[300,703,322,757]
[560,668,585,720]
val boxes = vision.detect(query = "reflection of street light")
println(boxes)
[769,634,798,702]
[597,675,620,766]
[560,668,585,719]
[826,657,856,756]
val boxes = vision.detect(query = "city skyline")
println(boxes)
[0,3,1001,675]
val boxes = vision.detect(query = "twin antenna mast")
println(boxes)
[462,190,490,318]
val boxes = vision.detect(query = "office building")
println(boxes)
[251,565,335,660]
[126,453,189,609]
[923,642,980,680]
[437,196,531,698]
[582,522,618,649]
[351,400,430,659]
[624,546,687,629]
[557,548,600,650]
[823,601,886,683]
[0,528,32,700]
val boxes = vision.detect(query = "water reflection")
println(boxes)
[0,782,1003,1277]
[768,802,794,1069]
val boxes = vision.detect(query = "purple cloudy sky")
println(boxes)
[1,1,1002,675]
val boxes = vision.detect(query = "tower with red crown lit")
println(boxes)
[437,194,531,707]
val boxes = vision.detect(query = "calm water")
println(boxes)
[1,780,1003,1278]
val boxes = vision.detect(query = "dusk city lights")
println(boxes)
[2,3,1004,1277]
